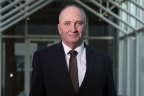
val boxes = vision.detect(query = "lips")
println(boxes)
[69,35,78,38]
[69,33,79,37]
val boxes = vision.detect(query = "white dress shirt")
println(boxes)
[62,41,86,87]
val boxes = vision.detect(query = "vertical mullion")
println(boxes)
[0,3,2,96]
[24,18,30,96]
[126,1,130,95]
[118,39,127,95]
[24,39,30,96]
[118,1,128,96]
[139,28,144,96]
[141,4,144,91]
[126,37,131,96]
[136,0,140,96]
[0,33,2,96]
[135,31,140,96]
[135,0,140,94]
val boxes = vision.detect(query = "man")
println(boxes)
[29,4,116,96]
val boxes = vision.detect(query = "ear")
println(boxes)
[57,24,61,35]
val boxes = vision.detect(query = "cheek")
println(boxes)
[78,28,85,35]
[59,26,70,34]
[59,28,69,38]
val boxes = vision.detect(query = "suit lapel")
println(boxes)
[56,42,69,73]
[57,42,80,94]
[78,46,95,92]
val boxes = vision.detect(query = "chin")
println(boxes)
[72,41,81,45]
[70,38,79,42]
[70,39,79,43]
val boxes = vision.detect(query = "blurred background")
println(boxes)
[0,0,144,96]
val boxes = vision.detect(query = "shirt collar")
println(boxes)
[62,41,85,56]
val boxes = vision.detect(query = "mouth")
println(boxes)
[69,35,78,38]
[69,33,79,37]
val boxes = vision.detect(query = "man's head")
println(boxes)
[58,4,87,49]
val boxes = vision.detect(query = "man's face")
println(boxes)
[58,6,86,48]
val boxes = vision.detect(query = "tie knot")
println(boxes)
[69,50,78,56]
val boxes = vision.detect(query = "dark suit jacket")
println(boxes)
[29,42,116,96]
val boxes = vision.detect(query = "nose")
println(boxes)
[70,24,77,32]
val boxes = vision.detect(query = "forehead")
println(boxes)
[59,6,85,22]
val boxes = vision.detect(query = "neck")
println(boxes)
[63,41,83,49]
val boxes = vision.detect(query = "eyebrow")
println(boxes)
[64,21,71,22]
[64,20,84,23]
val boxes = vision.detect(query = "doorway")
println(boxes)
[2,37,60,96]
[24,38,60,96]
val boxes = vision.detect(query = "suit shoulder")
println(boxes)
[34,43,60,55]
[87,46,111,59]
[87,47,113,71]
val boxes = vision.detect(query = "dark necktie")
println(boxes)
[69,50,79,93]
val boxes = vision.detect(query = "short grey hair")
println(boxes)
[59,4,87,25]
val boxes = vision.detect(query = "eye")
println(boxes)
[76,21,84,27]
[64,22,70,26]
[78,22,83,25]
